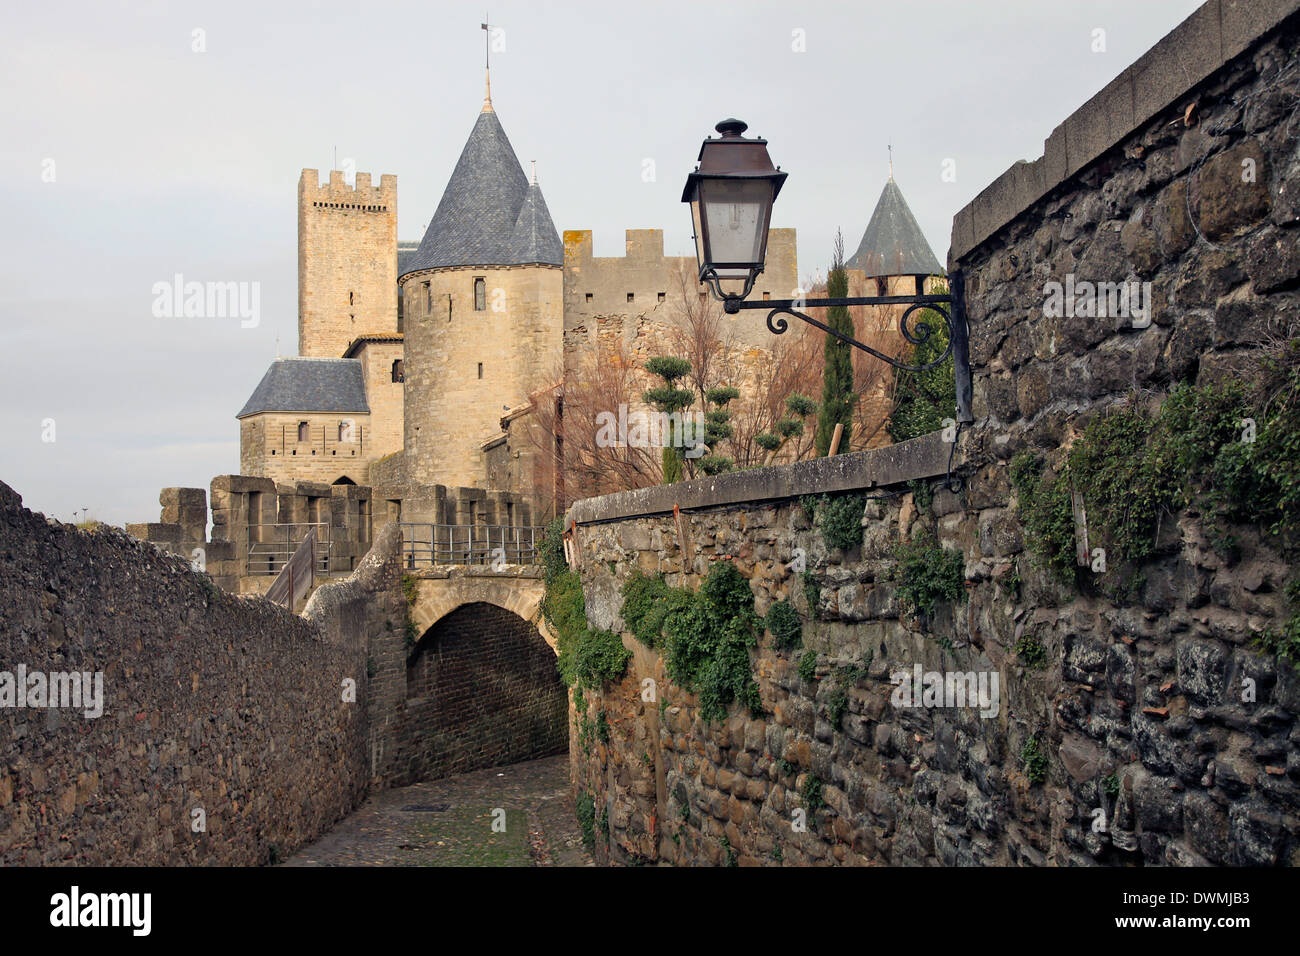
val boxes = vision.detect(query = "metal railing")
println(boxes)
[399,523,542,569]
[247,522,332,576]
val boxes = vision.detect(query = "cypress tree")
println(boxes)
[815,230,856,456]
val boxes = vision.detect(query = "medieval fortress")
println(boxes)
[131,76,939,590]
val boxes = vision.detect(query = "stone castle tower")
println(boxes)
[397,77,564,490]
[297,169,398,358]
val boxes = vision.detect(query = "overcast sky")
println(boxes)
[0,0,1205,526]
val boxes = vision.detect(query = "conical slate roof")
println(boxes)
[508,182,564,265]
[402,108,562,275]
[847,178,943,278]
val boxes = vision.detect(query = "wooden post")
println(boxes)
[828,422,844,457]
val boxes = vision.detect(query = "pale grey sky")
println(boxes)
[0,0,1204,525]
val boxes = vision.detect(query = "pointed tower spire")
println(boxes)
[481,16,494,113]
[846,175,943,279]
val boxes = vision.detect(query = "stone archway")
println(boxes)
[393,601,568,784]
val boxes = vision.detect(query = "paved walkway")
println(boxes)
[284,754,592,867]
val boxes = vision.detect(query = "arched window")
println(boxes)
[474,277,486,311]
[298,421,309,442]
[392,359,404,383]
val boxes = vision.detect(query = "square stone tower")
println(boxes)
[297,169,398,358]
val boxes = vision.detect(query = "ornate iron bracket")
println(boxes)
[709,271,974,424]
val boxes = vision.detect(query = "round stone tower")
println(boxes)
[399,77,564,489]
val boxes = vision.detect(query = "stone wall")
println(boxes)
[0,480,379,865]
[565,0,1300,866]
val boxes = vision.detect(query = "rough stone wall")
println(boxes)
[239,411,374,485]
[0,480,374,865]
[566,4,1300,866]
[400,264,564,489]
[298,169,398,359]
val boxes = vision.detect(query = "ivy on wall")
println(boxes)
[1009,354,1300,664]
[620,562,762,723]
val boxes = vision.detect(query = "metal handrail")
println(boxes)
[399,523,542,569]
[247,522,332,575]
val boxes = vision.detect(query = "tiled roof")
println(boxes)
[401,109,562,275]
[847,178,943,278]
[342,333,404,358]
[236,358,369,419]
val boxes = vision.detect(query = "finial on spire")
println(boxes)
[480,16,495,112]
[888,143,894,181]
[530,159,537,185]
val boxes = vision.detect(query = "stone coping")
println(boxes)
[949,0,1300,264]
[568,431,954,526]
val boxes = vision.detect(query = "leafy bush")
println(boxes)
[891,541,966,616]
[764,599,803,650]
[797,649,817,683]
[1021,736,1048,784]
[817,493,865,551]
[800,774,826,811]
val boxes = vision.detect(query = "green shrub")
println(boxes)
[764,599,803,650]
[818,493,865,551]
[802,570,821,619]
[891,541,966,616]
[541,521,631,691]
[576,791,596,851]
[1102,773,1121,798]
[800,774,826,811]
[620,571,674,648]
[1022,736,1048,784]
[797,649,817,683]
[654,561,762,723]
[827,689,848,729]
[1014,630,1047,669]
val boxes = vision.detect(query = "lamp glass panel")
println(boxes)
[700,178,771,276]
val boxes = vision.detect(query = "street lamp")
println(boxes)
[682,117,973,424]
[681,118,787,302]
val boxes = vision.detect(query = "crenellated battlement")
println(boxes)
[299,168,397,212]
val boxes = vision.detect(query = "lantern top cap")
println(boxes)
[682,117,787,202]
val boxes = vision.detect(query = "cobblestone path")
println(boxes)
[284,755,592,867]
